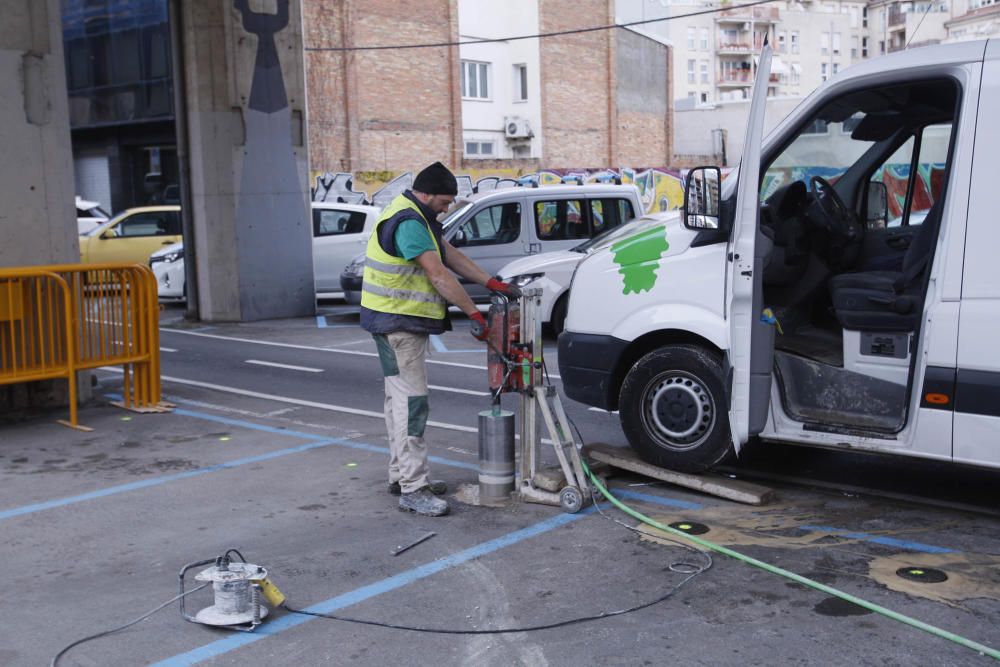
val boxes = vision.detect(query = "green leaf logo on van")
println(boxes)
[610,225,669,295]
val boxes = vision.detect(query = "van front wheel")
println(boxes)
[619,345,731,474]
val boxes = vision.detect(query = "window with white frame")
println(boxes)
[700,28,709,50]
[791,31,799,54]
[461,60,490,99]
[821,32,829,55]
[791,63,801,84]
[687,59,696,84]
[700,60,709,84]
[821,62,828,82]
[777,31,786,52]
[833,32,842,54]
[464,139,495,158]
[687,27,695,49]
[851,36,858,58]
[862,36,868,57]
[513,64,528,102]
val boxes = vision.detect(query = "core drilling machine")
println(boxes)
[477,287,591,513]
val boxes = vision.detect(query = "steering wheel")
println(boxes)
[809,175,862,243]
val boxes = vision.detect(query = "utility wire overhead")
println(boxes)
[305,0,782,52]
[905,0,937,48]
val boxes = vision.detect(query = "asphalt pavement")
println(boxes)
[1,301,998,666]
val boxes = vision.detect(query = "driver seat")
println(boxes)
[828,199,943,332]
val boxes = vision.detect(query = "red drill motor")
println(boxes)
[486,294,532,395]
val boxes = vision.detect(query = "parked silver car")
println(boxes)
[341,183,642,304]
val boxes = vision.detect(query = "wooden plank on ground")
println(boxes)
[585,443,775,506]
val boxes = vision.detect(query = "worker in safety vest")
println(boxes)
[361,162,521,517]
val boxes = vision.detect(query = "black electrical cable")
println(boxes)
[285,410,711,636]
[284,566,700,634]
[50,582,210,667]
[306,0,781,52]
[224,548,248,563]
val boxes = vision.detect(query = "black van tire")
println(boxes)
[550,293,568,336]
[619,344,732,474]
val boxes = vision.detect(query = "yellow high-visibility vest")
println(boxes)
[361,195,447,320]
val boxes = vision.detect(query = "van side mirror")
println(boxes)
[683,166,722,230]
[453,228,467,247]
[866,181,888,229]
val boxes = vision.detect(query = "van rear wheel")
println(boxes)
[619,345,731,474]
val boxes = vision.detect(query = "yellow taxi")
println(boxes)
[79,205,182,265]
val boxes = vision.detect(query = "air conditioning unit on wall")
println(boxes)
[504,116,533,140]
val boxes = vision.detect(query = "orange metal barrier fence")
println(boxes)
[0,263,169,429]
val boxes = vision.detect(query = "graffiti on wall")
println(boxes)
[311,167,693,215]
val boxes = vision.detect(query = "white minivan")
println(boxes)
[559,40,1000,473]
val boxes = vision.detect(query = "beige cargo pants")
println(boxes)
[373,332,431,494]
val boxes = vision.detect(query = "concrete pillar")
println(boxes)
[179,0,313,321]
[0,0,78,268]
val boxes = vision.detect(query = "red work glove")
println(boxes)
[469,312,489,341]
[486,276,522,299]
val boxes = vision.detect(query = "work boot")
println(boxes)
[389,479,447,496]
[399,487,450,517]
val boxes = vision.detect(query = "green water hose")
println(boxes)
[582,460,1000,661]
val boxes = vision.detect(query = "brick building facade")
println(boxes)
[304,0,672,175]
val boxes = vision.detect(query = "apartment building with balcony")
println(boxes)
[867,0,953,53]
[617,0,867,106]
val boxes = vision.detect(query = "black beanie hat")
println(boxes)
[412,161,458,196]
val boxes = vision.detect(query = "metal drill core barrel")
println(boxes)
[479,409,515,504]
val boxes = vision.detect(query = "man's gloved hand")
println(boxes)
[469,312,490,341]
[486,276,522,299]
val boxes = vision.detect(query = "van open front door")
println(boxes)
[726,43,774,451]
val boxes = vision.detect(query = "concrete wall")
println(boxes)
[180,0,313,322]
[0,0,85,414]
[673,96,803,165]
[0,0,78,268]
[305,0,462,175]
[615,27,671,165]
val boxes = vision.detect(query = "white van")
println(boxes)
[559,40,1000,473]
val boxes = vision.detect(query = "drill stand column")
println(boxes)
[515,288,590,513]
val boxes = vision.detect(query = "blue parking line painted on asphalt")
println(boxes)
[613,489,704,511]
[315,315,357,329]
[0,403,478,522]
[799,525,956,554]
[0,438,339,522]
[149,507,594,666]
